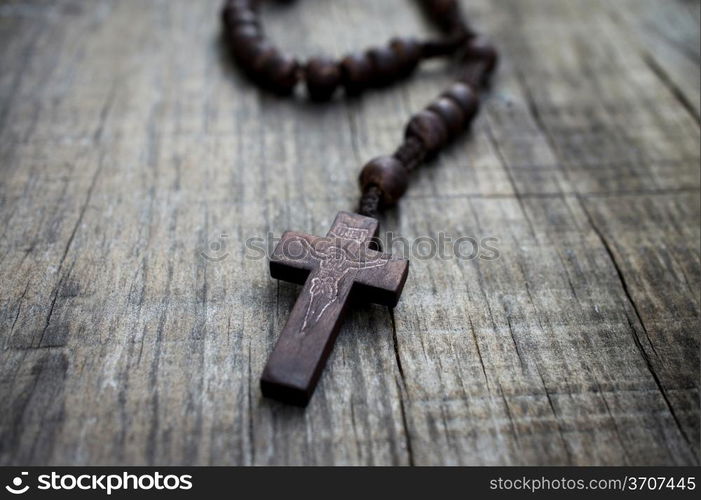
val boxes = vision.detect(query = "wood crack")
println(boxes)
[580,199,698,462]
[641,51,701,124]
[389,308,414,466]
[534,364,574,465]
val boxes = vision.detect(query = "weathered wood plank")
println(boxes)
[609,0,700,118]
[0,0,698,465]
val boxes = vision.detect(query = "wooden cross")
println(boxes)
[261,211,409,406]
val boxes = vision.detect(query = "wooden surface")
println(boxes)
[0,0,698,465]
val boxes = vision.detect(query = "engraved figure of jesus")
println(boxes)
[301,241,389,331]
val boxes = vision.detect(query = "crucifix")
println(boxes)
[222,0,497,406]
[261,211,409,406]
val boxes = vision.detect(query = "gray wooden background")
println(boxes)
[0,0,699,466]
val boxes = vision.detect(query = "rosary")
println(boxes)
[222,0,497,406]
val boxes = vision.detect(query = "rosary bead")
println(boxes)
[340,52,373,95]
[359,156,409,205]
[393,137,428,171]
[262,53,300,95]
[405,110,448,153]
[305,57,341,101]
[419,0,465,34]
[465,37,498,68]
[243,40,277,77]
[463,36,498,84]
[427,97,465,137]
[389,37,422,75]
[441,82,478,121]
[425,0,458,18]
[228,25,262,60]
[367,46,401,86]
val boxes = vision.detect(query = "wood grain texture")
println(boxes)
[0,0,698,465]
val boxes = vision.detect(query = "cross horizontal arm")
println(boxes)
[270,231,323,285]
[353,252,409,307]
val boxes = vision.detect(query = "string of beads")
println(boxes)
[221,0,498,218]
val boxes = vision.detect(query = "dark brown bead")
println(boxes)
[427,97,465,137]
[340,52,373,95]
[389,37,422,75]
[426,0,458,17]
[405,110,448,153]
[228,25,262,60]
[463,36,498,85]
[441,82,478,121]
[248,41,277,76]
[359,156,409,205]
[419,0,463,33]
[305,57,341,101]
[232,38,269,72]
[262,53,300,95]
[366,46,401,86]
[465,36,498,74]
